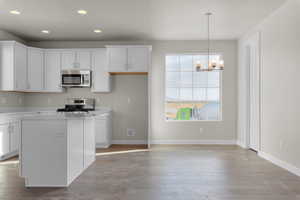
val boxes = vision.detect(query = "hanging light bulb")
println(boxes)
[219,60,225,70]
[196,60,203,71]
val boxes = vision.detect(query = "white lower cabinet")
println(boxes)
[67,120,84,183]
[95,113,112,148]
[84,119,95,169]
[10,121,20,153]
[21,116,97,187]
[0,120,20,160]
[21,120,68,186]
[0,123,10,158]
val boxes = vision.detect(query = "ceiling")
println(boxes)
[0,0,287,41]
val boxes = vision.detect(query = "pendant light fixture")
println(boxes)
[197,12,224,71]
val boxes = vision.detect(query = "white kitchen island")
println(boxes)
[20,113,98,187]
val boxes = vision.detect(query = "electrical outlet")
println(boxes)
[127,128,136,137]
[200,128,204,133]
[47,98,52,105]
[127,97,131,104]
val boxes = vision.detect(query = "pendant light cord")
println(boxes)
[206,12,212,69]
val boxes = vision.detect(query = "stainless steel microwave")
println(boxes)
[61,69,91,88]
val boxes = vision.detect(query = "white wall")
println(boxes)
[150,40,237,143]
[238,0,300,171]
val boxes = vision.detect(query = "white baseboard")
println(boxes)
[258,151,300,177]
[96,143,111,148]
[112,140,147,145]
[236,140,248,149]
[112,139,238,145]
[150,140,237,145]
[0,150,18,161]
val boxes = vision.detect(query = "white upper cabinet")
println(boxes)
[106,46,151,73]
[127,47,149,72]
[61,51,76,70]
[91,49,111,92]
[61,50,91,70]
[27,47,44,91]
[1,41,147,93]
[77,50,91,69]
[106,47,127,72]
[15,43,28,91]
[0,41,27,91]
[44,50,63,92]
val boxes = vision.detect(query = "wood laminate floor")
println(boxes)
[0,145,300,200]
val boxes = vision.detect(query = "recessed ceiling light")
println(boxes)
[10,10,21,15]
[94,29,102,33]
[41,30,50,34]
[77,10,87,15]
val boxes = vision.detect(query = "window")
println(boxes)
[165,54,222,121]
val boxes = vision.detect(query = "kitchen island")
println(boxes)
[20,112,102,187]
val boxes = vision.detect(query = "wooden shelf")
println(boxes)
[109,72,148,75]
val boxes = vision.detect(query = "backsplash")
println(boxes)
[0,91,25,107]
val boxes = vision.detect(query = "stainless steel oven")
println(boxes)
[61,69,91,88]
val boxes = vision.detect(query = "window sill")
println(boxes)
[165,120,223,122]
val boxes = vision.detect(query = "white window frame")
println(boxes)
[164,52,223,122]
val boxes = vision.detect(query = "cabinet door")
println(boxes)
[0,42,15,90]
[127,47,149,72]
[95,118,109,147]
[68,120,84,182]
[27,47,44,91]
[0,123,10,157]
[61,51,76,69]
[10,121,20,153]
[84,119,95,168]
[14,43,27,90]
[76,51,91,69]
[21,120,67,185]
[44,50,62,92]
[107,47,127,72]
[91,49,111,92]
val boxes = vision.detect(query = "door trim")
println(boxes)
[244,31,262,151]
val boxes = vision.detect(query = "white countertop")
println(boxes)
[0,107,112,122]
[21,112,97,120]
